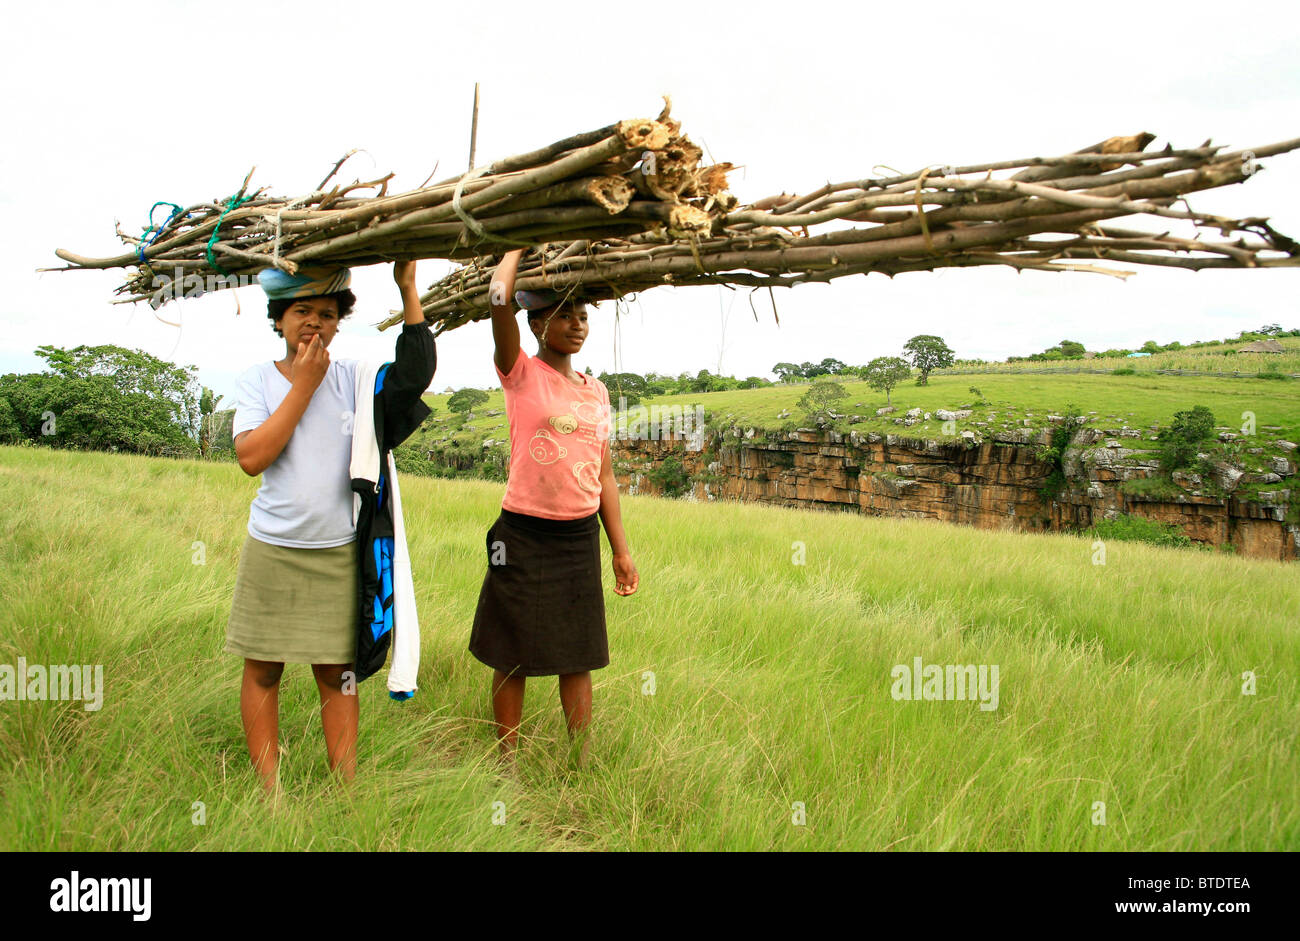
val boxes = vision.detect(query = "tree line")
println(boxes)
[584,336,957,407]
[7,325,1291,461]
[0,344,228,458]
[1002,325,1298,363]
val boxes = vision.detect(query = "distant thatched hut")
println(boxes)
[1235,339,1285,353]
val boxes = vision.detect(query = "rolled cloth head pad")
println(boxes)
[514,288,561,310]
[258,266,351,300]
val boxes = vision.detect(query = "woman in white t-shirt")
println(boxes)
[227,262,427,795]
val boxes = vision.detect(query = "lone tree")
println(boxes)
[198,386,225,457]
[1158,405,1216,474]
[902,335,954,385]
[796,380,849,425]
[599,371,647,408]
[448,387,490,420]
[772,362,802,382]
[863,356,912,405]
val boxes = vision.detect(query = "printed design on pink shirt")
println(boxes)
[571,399,613,440]
[571,400,603,424]
[572,460,601,492]
[529,428,568,464]
[549,413,578,435]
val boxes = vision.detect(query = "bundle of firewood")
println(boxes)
[386,131,1300,334]
[49,99,734,307]
[48,100,1299,324]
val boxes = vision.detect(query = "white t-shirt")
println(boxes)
[231,358,359,548]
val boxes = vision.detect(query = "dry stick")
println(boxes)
[725,157,1247,230]
[330,203,661,253]
[762,135,1300,223]
[789,161,1253,251]
[1098,224,1278,261]
[780,152,1214,222]
[468,82,480,172]
[1029,232,1258,265]
[435,125,621,185]
[282,174,499,224]
[211,241,292,270]
[1035,249,1299,270]
[316,150,361,191]
[487,176,636,215]
[306,199,649,250]
[743,144,1247,230]
[753,146,1191,219]
[1008,132,1157,184]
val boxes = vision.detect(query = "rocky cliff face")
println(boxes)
[611,426,1299,561]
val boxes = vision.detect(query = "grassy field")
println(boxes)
[618,372,1298,437]
[0,444,1295,850]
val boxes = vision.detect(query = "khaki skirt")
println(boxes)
[469,508,608,677]
[225,533,358,664]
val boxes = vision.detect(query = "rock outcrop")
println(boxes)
[611,427,1298,561]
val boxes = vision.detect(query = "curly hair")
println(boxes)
[267,290,357,337]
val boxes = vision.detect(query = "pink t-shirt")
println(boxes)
[495,349,613,520]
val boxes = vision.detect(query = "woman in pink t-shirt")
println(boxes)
[469,247,639,762]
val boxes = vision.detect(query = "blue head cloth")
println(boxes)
[258,266,351,300]
[514,288,561,311]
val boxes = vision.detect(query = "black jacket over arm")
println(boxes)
[352,320,436,684]
[376,321,437,453]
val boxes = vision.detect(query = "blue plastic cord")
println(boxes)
[137,201,185,266]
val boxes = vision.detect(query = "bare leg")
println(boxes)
[240,658,284,795]
[558,671,593,765]
[492,669,526,757]
[312,663,357,782]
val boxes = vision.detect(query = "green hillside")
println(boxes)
[418,365,1299,446]
[941,335,1300,376]
[408,372,1299,514]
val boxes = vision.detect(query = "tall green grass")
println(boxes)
[0,445,1295,850]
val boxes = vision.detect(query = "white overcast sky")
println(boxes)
[3,0,1298,404]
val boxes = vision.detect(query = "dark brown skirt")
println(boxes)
[469,508,608,677]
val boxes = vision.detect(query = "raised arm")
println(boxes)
[489,249,525,375]
[380,261,437,451]
[394,260,425,327]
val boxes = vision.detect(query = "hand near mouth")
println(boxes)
[290,334,330,393]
